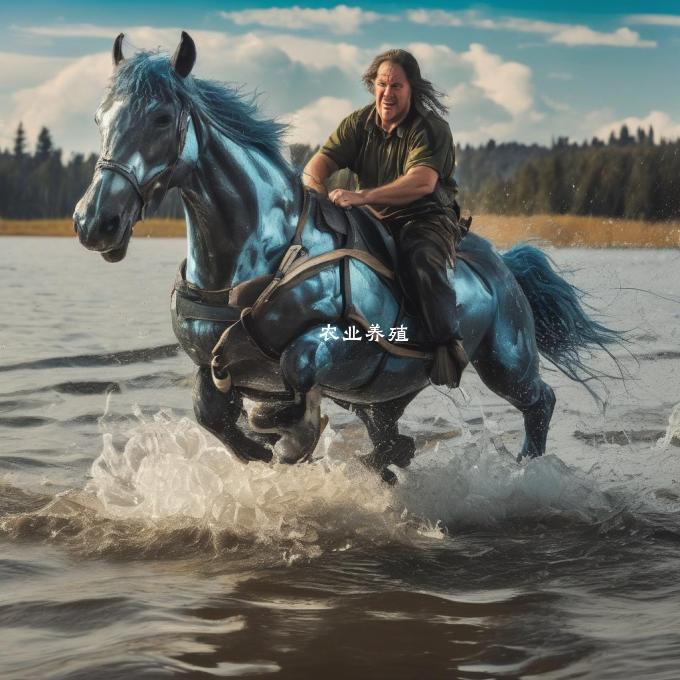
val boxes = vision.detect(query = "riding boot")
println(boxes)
[397,219,469,389]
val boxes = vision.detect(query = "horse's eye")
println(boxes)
[154,114,173,127]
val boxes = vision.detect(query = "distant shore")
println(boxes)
[1,215,678,248]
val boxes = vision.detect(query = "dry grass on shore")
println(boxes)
[473,214,680,248]
[0,218,185,238]
[1,214,678,248]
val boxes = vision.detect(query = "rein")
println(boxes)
[95,107,191,220]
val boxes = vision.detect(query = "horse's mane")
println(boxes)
[109,51,289,170]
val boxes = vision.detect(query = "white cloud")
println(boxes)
[2,27,366,153]
[408,10,566,34]
[0,51,71,89]
[16,23,123,39]
[260,33,367,72]
[7,19,664,154]
[407,9,464,28]
[595,111,680,142]
[461,43,533,116]
[3,52,111,155]
[16,23,368,74]
[551,26,656,48]
[220,5,384,36]
[407,10,657,48]
[283,96,354,145]
[542,96,571,113]
[403,42,464,74]
[485,17,567,34]
[626,14,680,27]
[402,42,469,96]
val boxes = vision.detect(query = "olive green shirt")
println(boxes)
[320,102,457,230]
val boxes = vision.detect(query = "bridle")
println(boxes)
[94,106,192,219]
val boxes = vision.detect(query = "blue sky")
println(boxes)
[2,1,679,156]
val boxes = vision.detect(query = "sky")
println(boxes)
[1,1,679,157]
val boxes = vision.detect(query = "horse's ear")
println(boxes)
[172,31,196,78]
[113,33,125,67]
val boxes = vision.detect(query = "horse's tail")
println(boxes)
[502,243,626,394]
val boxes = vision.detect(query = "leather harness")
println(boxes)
[171,189,436,391]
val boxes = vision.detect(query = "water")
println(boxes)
[1,236,680,678]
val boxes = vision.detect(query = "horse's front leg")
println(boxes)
[263,328,341,464]
[260,389,324,464]
[193,366,273,462]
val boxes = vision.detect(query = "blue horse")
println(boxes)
[74,33,622,480]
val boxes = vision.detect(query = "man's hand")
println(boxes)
[328,189,367,208]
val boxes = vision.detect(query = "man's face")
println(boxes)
[374,61,412,131]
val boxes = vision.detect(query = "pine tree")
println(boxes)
[35,127,53,161]
[13,123,26,159]
[619,124,633,146]
[648,125,655,145]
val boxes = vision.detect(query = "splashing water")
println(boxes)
[85,409,402,555]
[657,402,680,449]
[1,408,628,560]
[86,409,620,541]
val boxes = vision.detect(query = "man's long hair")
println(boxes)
[361,49,448,117]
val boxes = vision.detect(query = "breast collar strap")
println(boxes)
[95,107,191,220]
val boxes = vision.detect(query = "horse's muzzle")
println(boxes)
[74,209,134,262]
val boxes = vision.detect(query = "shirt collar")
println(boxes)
[366,100,426,139]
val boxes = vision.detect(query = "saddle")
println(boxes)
[313,194,399,275]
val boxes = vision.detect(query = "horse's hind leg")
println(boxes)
[333,394,418,482]
[472,331,555,462]
[516,381,555,461]
[193,366,273,462]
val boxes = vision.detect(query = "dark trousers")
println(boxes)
[396,216,464,345]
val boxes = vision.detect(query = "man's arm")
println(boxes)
[302,152,339,196]
[329,165,438,208]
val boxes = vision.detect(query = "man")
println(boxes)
[303,48,468,388]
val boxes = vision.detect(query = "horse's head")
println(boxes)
[74,32,198,262]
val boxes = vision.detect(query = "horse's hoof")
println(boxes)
[273,413,322,464]
[517,449,542,463]
[381,467,397,485]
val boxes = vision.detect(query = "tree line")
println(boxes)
[456,126,680,221]
[1,124,678,222]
